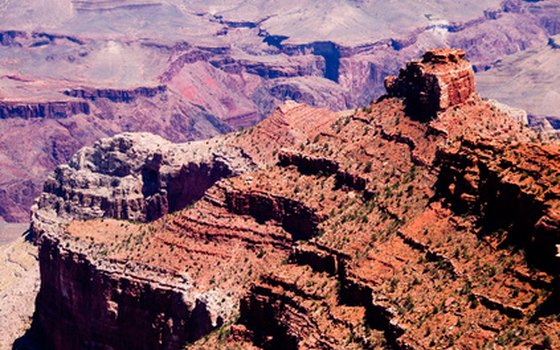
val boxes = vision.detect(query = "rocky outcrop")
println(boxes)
[64,86,167,103]
[435,137,560,272]
[385,48,476,118]
[32,132,256,235]
[225,190,324,241]
[192,49,558,349]
[278,150,339,175]
[31,235,218,350]
[26,102,339,350]
[0,101,90,119]
[28,132,257,350]
[278,150,367,191]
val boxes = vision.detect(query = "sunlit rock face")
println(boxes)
[385,48,475,118]
[26,49,560,350]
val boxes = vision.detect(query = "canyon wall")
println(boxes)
[64,86,167,103]
[192,48,560,349]
[1,0,560,222]
[26,103,338,349]
[436,138,560,271]
[0,101,90,119]
[34,237,216,350]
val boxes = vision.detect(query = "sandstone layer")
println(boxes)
[28,102,341,349]
[0,101,90,119]
[385,48,476,118]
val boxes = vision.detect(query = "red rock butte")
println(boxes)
[385,48,476,118]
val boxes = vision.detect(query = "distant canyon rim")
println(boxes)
[0,0,559,225]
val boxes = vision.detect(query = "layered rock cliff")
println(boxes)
[385,48,476,118]
[27,102,341,349]
[32,132,256,231]
[0,101,90,119]
[26,49,560,349]
[64,86,167,103]
[436,137,560,272]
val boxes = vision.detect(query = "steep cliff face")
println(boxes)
[29,132,260,348]
[32,132,256,234]
[29,140,255,348]
[385,48,476,118]
[0,88,236,223]
[0,101,90,119]
[64,86,167,103]
[28,49,560,350]
[225,190,324,241]
[28,103,340,349]
[190,49,559,349]
[436,138,560,272]
[34,237,216,350]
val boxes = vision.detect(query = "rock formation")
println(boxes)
[27,102,341,349]
[0,101,90,119]
[63,86,167,103]
[25,50,560,349]
[436,138,560,272]
[384,48,476,118]
[32,132,256,231]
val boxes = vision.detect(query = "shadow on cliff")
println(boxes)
[12,326,46,350]
[13,290,51,350]
[376,94,437,122]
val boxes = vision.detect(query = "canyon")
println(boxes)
[20,49,560,349]
[1,0,560,222]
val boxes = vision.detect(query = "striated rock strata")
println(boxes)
[64,86,167,103]
[27,50,560,349]
[436,138,560,271]
[3,0,560,222]
[0,101,90,119]
[28,102,341,349]
[32,132,256,231]
[385,48,476,118]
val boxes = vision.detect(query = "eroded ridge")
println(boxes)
[28,49,559,350]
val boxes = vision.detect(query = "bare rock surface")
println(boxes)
[33,132,257,231]
[26,50,560,349]
[27,102,340,349]
[385,48,475,117]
